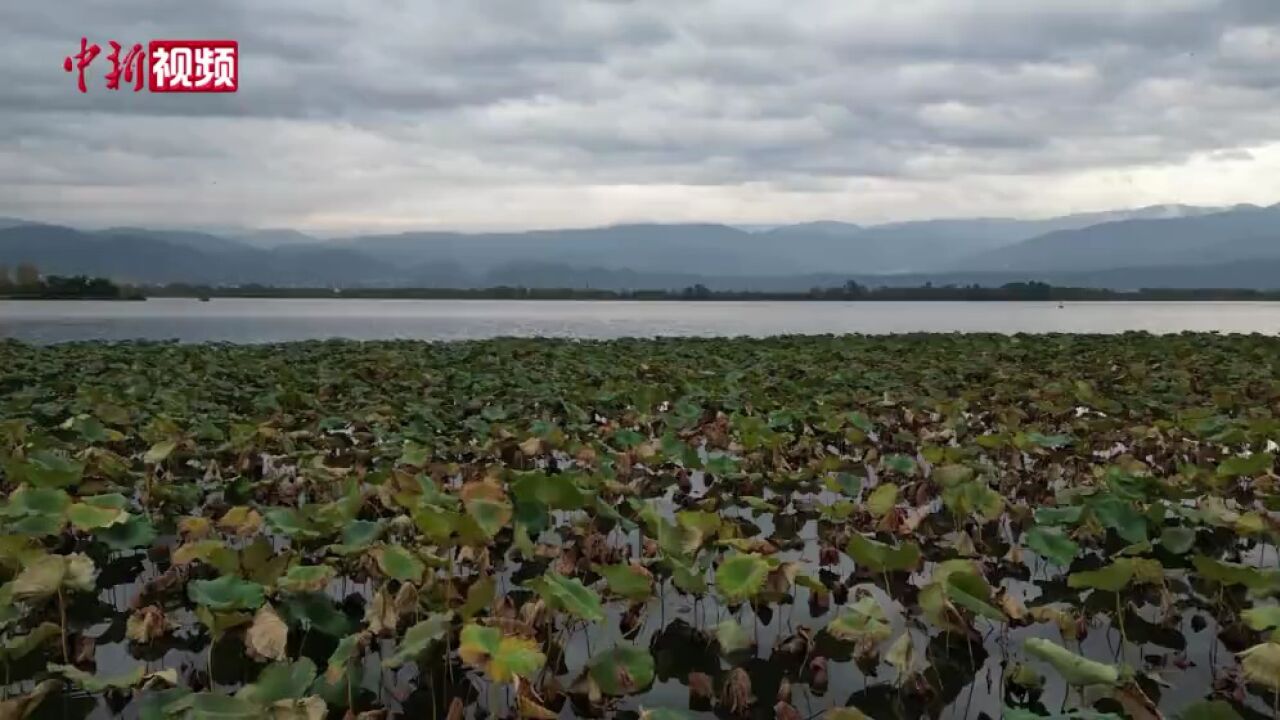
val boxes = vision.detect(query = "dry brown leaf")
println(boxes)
[126,605,171,644]
[365,587,398,636]
[246,603,288,661]
[722,667,753,716]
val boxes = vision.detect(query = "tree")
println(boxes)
[0,264,10,292]
[14,263,40,289]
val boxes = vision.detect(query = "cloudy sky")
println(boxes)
[3,0,1280,233]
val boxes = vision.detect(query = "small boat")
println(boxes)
[198,295,211,302]
[1057,302,1065,309]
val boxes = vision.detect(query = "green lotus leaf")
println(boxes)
[932,464,974,487]
[866,483,898,517]
[1025,526,1079,566]
[828,594,892,645]
[190,693,261,719]
[824,472,863,496]
[945,571,1004,621]
[667,554,708,595]
[1024,637,1119,686]
[236,658,317,704]
[137,687,193,720]
[188,575,265,612]
[845,534,921,573]
[1217,452,1274,479]
[588,644,655,695]
[382,612,453,668]
[598,563,654,601]
[143,440,177,465]
[374,544,425,584]
[66,502,126,531]
[1068,558,1163,592]
[1238,642,1280,691]
[882,454,917,476]
[1,487,70,518]
[460,575,495,619]
[1243,605,1280,632]
[1156,526,1196,554]
[8,450,84,489]
[714,553,770,604]
[263,508,324,541]
[641,710,698,720]
[278,592,354,637]
[1176,700,1245,720]
[675,510,721,547]
[324,633,363,683]
[511,471,588,510]
[1090,496,1147,544]
[7,513,66,537]
[278,565,336,593]
[1192,555,1280,596]
[458,623,545,683]
[714,619,752,654]
[95,513,157,550]
[0,623,59,662]
[338,519,384,550]
[413,505,460,543]
[1034,505,1084,526]
[49,662,134,691]
[527,572,605,622]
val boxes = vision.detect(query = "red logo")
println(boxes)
[62,38,238,93]
[149,40,238,93]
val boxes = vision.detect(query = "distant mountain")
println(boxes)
[97,227,250,254]
[0,202,1275,290]
[335,223,811,276]
[955,204,1280,272]
[0,217,29,230]
[233,228,322,248]
[0,224,397,286]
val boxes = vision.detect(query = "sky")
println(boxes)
[3,0,1280,234]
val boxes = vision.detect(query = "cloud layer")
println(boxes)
[4,0,1280,232]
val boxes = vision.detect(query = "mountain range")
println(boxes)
[0,202,1277,290]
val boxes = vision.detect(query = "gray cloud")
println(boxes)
[2,0,1280,231]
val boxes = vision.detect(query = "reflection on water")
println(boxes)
[3,298,1280,343]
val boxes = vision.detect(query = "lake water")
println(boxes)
[3,298,1280,343]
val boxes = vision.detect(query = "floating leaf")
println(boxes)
[715,619,752,654]
[588,644,655,696]
[1159,526,1196,555]
[374,544,425,584]
[246,603,289,661]
[828,593,891,646]
[383,613,453,669]
[1239,642,1280,691]
[458,623,545,683]
[528,572,605,622]
[866,483,899,517]
[845,534,921,573]
[1025,526,1079,566]
[598,563,653,601]
[1024,637,1119,686]
[714,553,770,604]
[188,575,266,612]
[278,565,336,594]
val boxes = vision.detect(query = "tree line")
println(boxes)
[144,279,1280,301]
[0,264,140,299]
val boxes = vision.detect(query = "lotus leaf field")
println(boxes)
[0,334,1279,719]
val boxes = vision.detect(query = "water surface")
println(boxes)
[4,299,1280,343]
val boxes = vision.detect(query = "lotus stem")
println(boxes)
[57,589,68,664]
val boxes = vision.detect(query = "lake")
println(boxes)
[4,298,1280,343]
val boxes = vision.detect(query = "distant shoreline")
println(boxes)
[135,283,1280,302]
